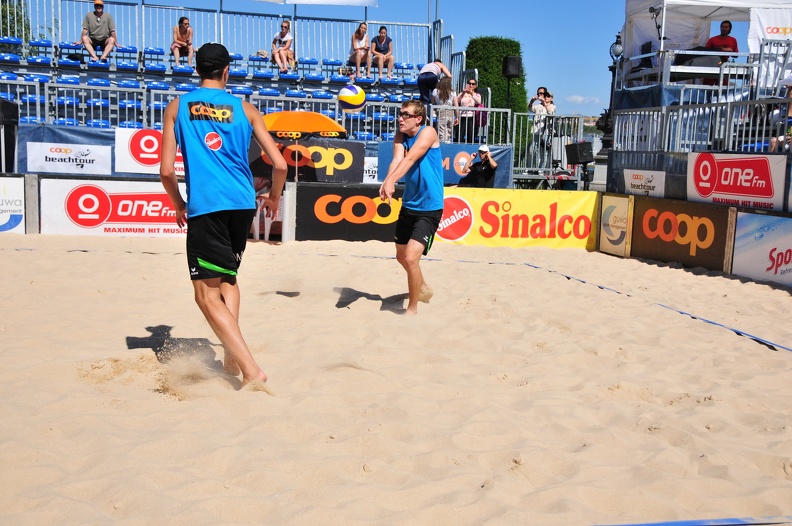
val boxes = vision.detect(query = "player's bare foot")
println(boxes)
[418,286,433,303]
[240,370,267,388]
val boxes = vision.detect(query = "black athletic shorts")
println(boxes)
[186,209,256,280]
[394,207,443,256]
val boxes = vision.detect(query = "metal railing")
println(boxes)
[613,97,786,153]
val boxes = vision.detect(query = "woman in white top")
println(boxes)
[348,22,370,79]
[272,19,294,74]
[455,77,482,142]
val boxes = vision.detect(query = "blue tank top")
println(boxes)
[174,87,255,217]
[401,126,444,212]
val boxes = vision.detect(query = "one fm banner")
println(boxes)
[114,128,184,177]
[686,152,786,211]
[0,176,25,234]
[732,212,792,287]
[40,178,187,237]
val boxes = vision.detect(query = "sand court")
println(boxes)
[0,234,790,524]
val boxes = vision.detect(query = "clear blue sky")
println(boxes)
[186,0,750,117]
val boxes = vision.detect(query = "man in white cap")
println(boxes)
[76,0,119,62]
[458,144,498,188]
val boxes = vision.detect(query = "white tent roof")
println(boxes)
[623,0,792,60]
[626,0,792,21]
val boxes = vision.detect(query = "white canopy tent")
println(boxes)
[622,0,792,61]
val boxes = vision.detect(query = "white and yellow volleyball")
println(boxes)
[338,84,366,113]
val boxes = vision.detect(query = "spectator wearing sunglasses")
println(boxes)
[455,78,482,142]
[529,86,549,112]
[272,19,294,74]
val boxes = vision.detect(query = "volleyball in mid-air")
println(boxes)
[338,84,366,113]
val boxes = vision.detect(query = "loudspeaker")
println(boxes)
[502,55,521,78]
[565,142,594,165]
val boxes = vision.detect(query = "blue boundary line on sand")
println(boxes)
[595,515,792,525]
[333,254,791,354]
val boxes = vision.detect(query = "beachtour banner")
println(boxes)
[40,178,187,237]
[623,169,666,198]
[731,211,792,287]
[0,176,25,234]
[686,152,786,212]
[27,142,112,176]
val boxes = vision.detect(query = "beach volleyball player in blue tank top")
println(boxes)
[159,43,287,388]
[379,99,445,315]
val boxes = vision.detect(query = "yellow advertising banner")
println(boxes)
[437,188,600,250]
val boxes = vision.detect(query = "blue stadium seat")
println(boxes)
[86,98,110,108]
[55,76,80,85]
[304,73,325,82]
[117,61,139,72]
[380,78,401,86]
[53,118,79,126]
[381,132,396,141]
[57,56,81,68]
[231,85,253,95]
[149,101,168,111]
[365,93,385,102]
[229,52,243,61]
[85,119,111,128]
[152,122,163,130]
[145,63,167,73]
[285,89,307,98]
[353,131,375,141]
[320,109,337,119]
[330,74,350,84]
[322,58,343,67]
[175,83,197,92]
[258,87,280,97]
[87,60,111,70]
[58,42,82,51]
[21,94,45,104]
[146,81,170,91]
[172,65,193,75]
[299,57,319,66]
[116,45,138,54]
[0,36,23,46]
[23,74,50,84]
[252,70,275,80]
[394,62,414,72]
[119,99,142,110]
[279,71,300,81]
[403,78,418,86]
[28,38,52,48]
[372,112,394,122]
[118,120,144,129]
[118,79,141,89]
[0,72,17,80]
[87,78,111,87]
[0,92,15,101]
[345,112,366,121]
[20,116,42,124]
[56,96,79,107]
[143,47,165,56]
[388,94,406,103]
[228,67,247,78]
[311,90,333,99]
[0,53,21,64]
[264,107,282,114]
[356,77,375,86]
[27,56,51,66]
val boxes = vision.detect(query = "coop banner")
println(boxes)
[249,138,365,183]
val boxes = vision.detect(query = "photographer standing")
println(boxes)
[458,144,497,188]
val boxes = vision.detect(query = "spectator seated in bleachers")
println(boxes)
[170,17,194,67]
[371,26,395,80]
[348,22,371,79]
[271,19,295,74]
[76,0,119,62]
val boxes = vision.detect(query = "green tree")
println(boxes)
[1,0,32,42]
[464,36,528,146]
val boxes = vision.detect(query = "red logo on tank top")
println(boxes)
[205,132,222,151]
